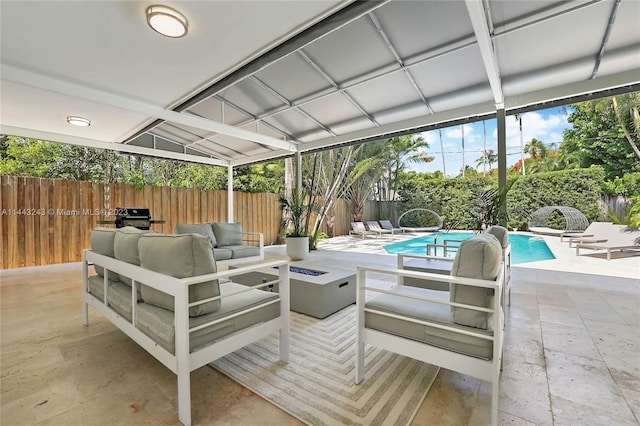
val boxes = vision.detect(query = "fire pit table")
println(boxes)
[230,261,356,319]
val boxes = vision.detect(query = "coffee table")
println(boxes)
[230,261,356,319]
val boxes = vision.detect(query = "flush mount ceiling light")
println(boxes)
[146,5,188,38]
[66,116,91,127]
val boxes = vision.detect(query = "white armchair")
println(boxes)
[355,233,505,425]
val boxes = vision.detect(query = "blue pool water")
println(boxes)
[384,232,555,264]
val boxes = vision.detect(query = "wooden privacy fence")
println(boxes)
[0,176,357,269]
[0,176,284,269]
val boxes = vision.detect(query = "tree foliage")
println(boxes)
[560,93,640,180]
[0,135,285,193]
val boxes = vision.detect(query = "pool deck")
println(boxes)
[312,230,640,280]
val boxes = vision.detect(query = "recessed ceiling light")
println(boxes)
[146,5,188,38]
[66,116,91,127]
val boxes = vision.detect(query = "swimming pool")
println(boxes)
[383,231,555,264]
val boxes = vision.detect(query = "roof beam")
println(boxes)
[465,0,504,107]
[1,125,228,166]
[591,0,622,79]
[2,64,296,152]
[173,1,390,111]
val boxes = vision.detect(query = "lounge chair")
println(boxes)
[349,222,377,239]
[365,221,393,237]
[575,226,640,260]
[398,208,443,232]
[379,220,405,234]
[560,221,613,245]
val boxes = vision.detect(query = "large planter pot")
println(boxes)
[286,236,309,261]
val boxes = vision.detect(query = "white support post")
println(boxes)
[82,250,89,326]
[175,285,192,426]
[295,151,302,191]
[278,263,290,363]
[227,165,234,223]
[355,267,366,384]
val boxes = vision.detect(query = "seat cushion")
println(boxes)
[226,245,260,259]
[365,285,493,359]
[450,233,502,329]
[138,233,221,317]
[213,248,232,261]
[90,228,116,277]
[212,222,243,246]
[135,281,280,354]
[113,227,149,285]
[88,275,137,322]
[175,223,217,247]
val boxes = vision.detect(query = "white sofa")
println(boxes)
[83,227,289,426]
[355,233,505,425]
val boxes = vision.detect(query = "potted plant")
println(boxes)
[279,188,314,260]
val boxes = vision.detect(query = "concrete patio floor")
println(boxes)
[1,232,638,425]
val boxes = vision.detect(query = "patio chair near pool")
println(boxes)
[349,222,377,239]
[378,220,405,234]
[575,226,640,260]
[365,221,393,237]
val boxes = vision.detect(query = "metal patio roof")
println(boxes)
[2,1,639,168]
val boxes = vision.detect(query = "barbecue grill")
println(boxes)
[99,207,164,230]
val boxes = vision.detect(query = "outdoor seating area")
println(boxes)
[1,1,639,425]
[2,234,638,425]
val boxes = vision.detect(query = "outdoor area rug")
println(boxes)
[209,305,439,426]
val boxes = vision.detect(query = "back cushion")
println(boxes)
[138,233,221,317]
[90,228,116,277]
[113,227,148,285]
[212,222,243,246]
[486,225,509,249]
[450,233,502,329]
[175,223,217,247]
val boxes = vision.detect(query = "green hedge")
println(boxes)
[397,167,606,231]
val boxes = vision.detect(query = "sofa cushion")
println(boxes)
[175,223,217,248]
[486,225,509,249]
[90,228,116,277]
[212,222,243,246]
[113,227,149,285]
[87,275,138,322]
[226,245,260,259]
[138,233,221,317]
[213,248,233,261]
[135,281,280,354]
[450,233,502,329]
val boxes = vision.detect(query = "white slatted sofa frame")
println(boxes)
[355,265,504,426]
[82,250,290,426]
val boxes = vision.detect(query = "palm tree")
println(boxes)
[524,138,548,159]
[475,149,498,174]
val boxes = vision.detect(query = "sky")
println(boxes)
[409,106,573,176]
